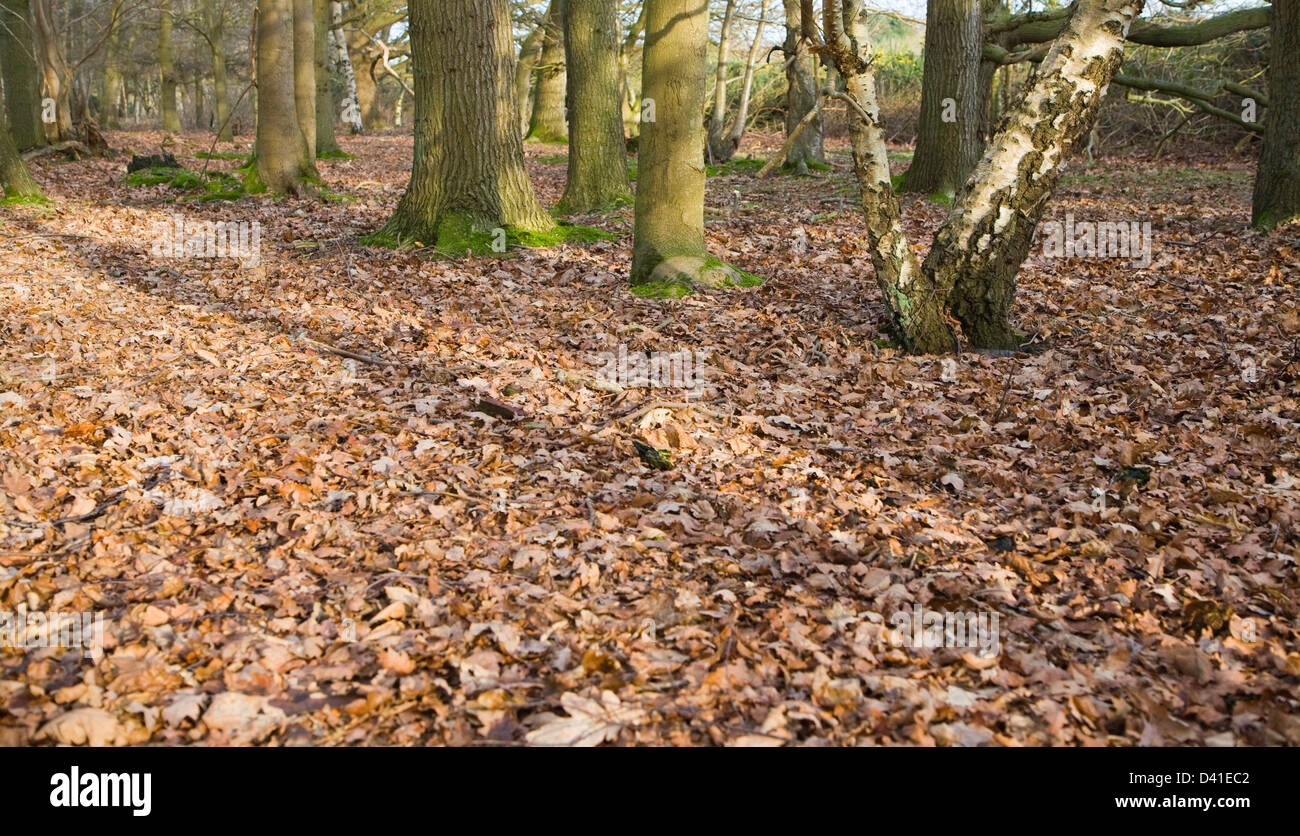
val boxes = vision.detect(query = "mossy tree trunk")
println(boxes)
[0,0,43,149]
[313,0,340,155]
[1252,0,1300,230]
[376,0,551,248]
[632,0,741,289]
[159,0,181,132]
[0,72,42,199]
[781,0,823,173]
[898,0,983,196]
[527,0,567,142]
[557,0,630,213]
[255,0,321,195]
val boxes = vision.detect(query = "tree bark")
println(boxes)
[618,3,645,135]
[100,6,124,131]
[254,0,321,194]
[781,0,823,173]
[927,0,1145,348]
[726,0,767,153]
[204,0,232,142]
[558,0,631,213]
[527,0,567,142]
[900,0,983,196]
[313,0,340,155]
[375,0,552,248]
[514,22,544,135]
[31,0,71,141]
[632,0,742,288]
[1,0,43,148]
[706,0,736,162]
[0,66,42,198]
[159,0,181,131]
[330,2,362,133]
[293,0,316,155]
[1252,0,1300,230]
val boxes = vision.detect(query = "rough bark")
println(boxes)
[632,0,740,288]
[705,0,736,162]
[204,0,232,142]
[900,0,983,196]
[527,0,567,142]
[618,3,645,134]
[255,0,321,195]
[928,0,1145,348]
[1252,0,1300,230]
[31,0,71,141]
[1,0,43,148]
[376,0,551,246]
[781,0,823,172]
[558,0,631,213]
[330,1,362,133]
[159,0,180,131]
[310,0,339,153]
[100,7,124,131]
[0,67,41,198]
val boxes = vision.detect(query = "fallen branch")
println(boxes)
[22,140,90,161]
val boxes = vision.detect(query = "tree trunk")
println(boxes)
[632,0,742,288]
[926,0,1145,349]
[330,2,362,133]
[726,0,767,152]
[558,0,630,213]
[293,0,316,155]
[781,0,822,173]
[254,0,321,194]
[100,8,124,131]
[705,0,736,162]
[31,0,71,141]
[618,4,644,135]
[345,26,381,131]
[205,0,232,142]
[899,0,984,196]
[1,0,43,148]
[1252,0,1300,230]
[514,22,544,135]
[527,0,567,142]
[159,0,180,132]
[374,0,551,249]
[313,0,340,155]
[0,79,41,198]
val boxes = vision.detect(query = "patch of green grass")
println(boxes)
[126,167,203,189]
[536,154,568,165]
[195,150,247,161]
[705,157,766,177]
[316,148,356,160]
[321,190,356,204]
[627,164,637,181]
[0,192,51,206]
[927,189,954,205]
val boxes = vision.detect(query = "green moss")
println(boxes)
[0,192,50,206]
[316,148,356,160]
[241,167,267,194]
[363,214,613,258]
[536,154,568,164]
[525,126,568,144]
[630,280,693,298]
[195,150,247,161]
[126,166,200,188]
[705,157,766,177]
[928,189,954,205]
[627,165,637,181]
[632,255,763,297]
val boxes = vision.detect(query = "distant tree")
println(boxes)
[527,0,567,142]
[254,0,321,194]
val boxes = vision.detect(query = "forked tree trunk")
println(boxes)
[1252,0,1300,230]
[313,0,340,155]
[254,0,321,194]
[781,0,823,173]
[0,78,42,199]
[899,0,984,196]
[705,0,736,163]
[329,2,362,133]
[926,0,1145,348]
[814,0,1143,352]
[159,0,181,132]
[558,0,631,213]
[527,0,567,142]
[32,0,71,141]
[1,0,43,148]
[375,0,551,247]
[632,0,741,288]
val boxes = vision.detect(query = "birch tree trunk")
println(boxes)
[329,1,362,134]
[558,0,631,213]
[1251,0,1300,230]
[374,0,551,248]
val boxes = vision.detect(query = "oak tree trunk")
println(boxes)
[313,0,340,154]
[255,0,321,194]
[0,68,42,199]
[527,0,567,143]
[558,0,631,213]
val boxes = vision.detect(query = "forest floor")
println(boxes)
[1,130,1297,746]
